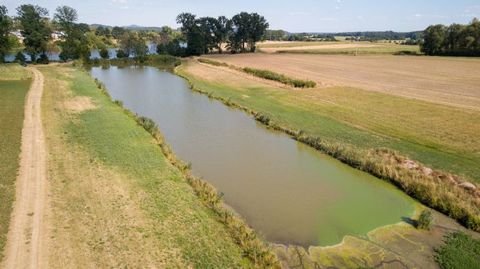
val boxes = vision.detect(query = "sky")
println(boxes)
[4,0,480,32]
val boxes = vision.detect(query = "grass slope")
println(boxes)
[39,65,252,268]
[435,232,480,269]
[0,65,31,261]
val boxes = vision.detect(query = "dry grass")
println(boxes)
[206,54,480,110]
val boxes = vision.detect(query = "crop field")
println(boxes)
[0,65,31,261]
[256,41,419,54]
[179,58,480,182]
[206,53,480,110]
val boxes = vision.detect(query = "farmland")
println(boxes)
[206,53,480,110]
[257,41,420,55]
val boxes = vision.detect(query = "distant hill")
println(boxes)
[89,23,172,32]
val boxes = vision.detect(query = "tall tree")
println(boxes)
[54,6,89,61]
[119,31,147,62]
[421,24,446,55]
[0,5,12,62]
[177,12,204,55]
[16,4,52,61]
[230,12,250,52]
[245,13,268,52]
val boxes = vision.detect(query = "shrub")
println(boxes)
[243,67,316,88]
[36,53,49,64]
[116,49,127,58]
[417,209,433,230]
[15,52,26,64]
[136,116,157,134]
[100,48,110,59]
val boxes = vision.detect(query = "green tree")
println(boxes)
[119,32,147,62]
[16,4,52,61]
[177,12,204,56]
[99,48,109,59]
[54,6,89,61]
[0,5,12,62]
[15,51,26,64]
[421,24,447,55]
[111,26,126,39]
[246,13,269,52]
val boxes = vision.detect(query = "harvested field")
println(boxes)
[206,54,480,110]
[258,42,380,53]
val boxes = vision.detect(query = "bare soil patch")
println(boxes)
[63,96,96,113]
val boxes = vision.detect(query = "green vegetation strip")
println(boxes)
[435,232,480,269]
[175,64,480,233]
[0,72,30,261]
[92,77,280,268]
[198,58,316,88]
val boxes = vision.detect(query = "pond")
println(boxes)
[91,66,416,247]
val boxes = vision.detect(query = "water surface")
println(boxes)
[91,66,416,246]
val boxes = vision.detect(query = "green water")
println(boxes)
[91,66,416,247]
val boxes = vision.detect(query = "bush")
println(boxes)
[15,52,26,64]
[36,53,49,64]
[100,48,110,59]
[116,49,127,58]
[243,67,316,88]
[417,209,433,230]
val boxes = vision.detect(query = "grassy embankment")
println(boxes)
[0,65,31,261]
[176,59,480,232]
[39,64,278,268]
[435,232,480,269]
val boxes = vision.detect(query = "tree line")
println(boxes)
[0,4,270,63]
[421,18,480,56]
[166,12,268,56]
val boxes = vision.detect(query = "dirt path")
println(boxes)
[2,67,48,269]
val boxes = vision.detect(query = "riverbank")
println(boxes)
[34,63,267,268]
[175,58,480,232]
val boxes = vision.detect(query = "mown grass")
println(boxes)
[176,60,480,232]
[39,65,264,268]
[435,232,480,269]
[0,65,31,262]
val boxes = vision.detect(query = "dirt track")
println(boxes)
[2,67,48,269]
